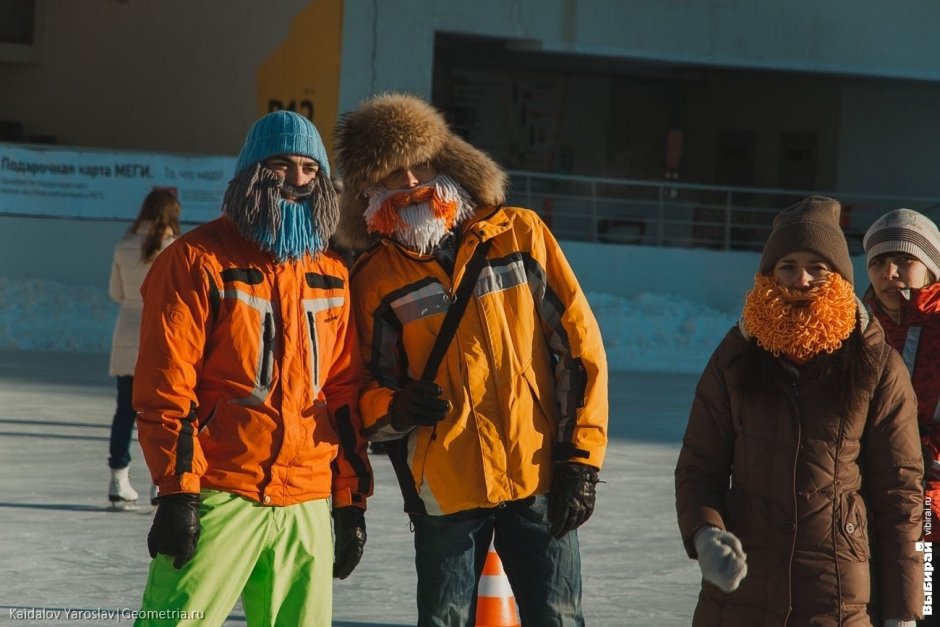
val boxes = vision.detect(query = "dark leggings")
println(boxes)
[108,375,136,469]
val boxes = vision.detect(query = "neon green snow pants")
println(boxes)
[135,490,333,627]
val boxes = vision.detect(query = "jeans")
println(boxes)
[108,375,136,469]
[412,494,584,627]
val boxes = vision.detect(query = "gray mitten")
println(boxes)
[693,526,747,592]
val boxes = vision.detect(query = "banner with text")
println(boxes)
[0,143,234,223]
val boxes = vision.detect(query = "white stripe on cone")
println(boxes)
[478,573,515,598]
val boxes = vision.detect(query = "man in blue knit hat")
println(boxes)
[133,110,372,626]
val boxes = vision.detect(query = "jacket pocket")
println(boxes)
[198,402,219,436]
[838,491,871,561]
[521,364,558,433]
[410,427,434,493]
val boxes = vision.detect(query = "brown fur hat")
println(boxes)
[333,92,507,252]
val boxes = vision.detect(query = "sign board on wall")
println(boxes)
[0,144,233,223]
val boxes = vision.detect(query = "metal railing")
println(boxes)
[506,171,940,254]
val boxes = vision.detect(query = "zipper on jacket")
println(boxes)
[306,311,319,392]
[785,374,800,622]
[462,234,518,498]
[831,396,850,618]
[260,312,274,387]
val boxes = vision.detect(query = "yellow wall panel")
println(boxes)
[258,0,343,160]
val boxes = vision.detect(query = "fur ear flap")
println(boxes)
[334,193,374,253]
[434,137,507,208]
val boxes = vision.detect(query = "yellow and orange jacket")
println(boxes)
[134,217,372,508]
[352,206,607,515]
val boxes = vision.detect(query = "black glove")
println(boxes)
[388,379,451,431]
[333,506,367,580]
[548,462,599,538]
[147,493,201,569]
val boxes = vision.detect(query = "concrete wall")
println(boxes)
[4,0,940,156]
[2,0,940,198]
[836,83,940,196]
[0,0,308,154]
[338,0,940,198]
[556,1,940,80]
[338,0,940,110]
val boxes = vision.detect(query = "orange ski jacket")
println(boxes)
[352,206,607,515]
[134,217,372,508]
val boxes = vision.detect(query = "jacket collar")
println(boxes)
[864,282,940,326]
[378,205,510,260]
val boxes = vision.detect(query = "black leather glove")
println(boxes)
[548,462,599,538]
[147,493,201,569]
[388,379,451,431]
[333,506,367,580]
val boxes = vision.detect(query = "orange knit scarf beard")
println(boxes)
[741,273,857,361]
[368,185,459,236]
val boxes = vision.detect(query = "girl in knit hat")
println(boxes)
[863,208,940,553]
[676,196,924,626]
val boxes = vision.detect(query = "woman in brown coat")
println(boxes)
[675,196,924,627]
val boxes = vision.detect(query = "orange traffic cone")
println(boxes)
[475,538,521,627]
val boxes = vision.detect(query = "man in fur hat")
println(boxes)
[335,92,608,625]
[133,110,372,626]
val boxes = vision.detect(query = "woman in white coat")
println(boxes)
[107,189,180,508]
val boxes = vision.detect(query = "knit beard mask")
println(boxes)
[221,165,339,263]
[363,174,475,254]
[741,272,857,361]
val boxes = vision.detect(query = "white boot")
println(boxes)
[108,466,139,509]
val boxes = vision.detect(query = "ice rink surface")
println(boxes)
[0,350,702,626]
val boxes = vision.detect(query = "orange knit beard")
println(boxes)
[363,174,475,254]
[741,273,857,361]
[368,185,459,236]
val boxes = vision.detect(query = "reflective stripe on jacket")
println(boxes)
[134,217,372,508]
[352,206,608,515]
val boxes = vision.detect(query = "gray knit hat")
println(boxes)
[759,195,854,284]
[863,208,940,279]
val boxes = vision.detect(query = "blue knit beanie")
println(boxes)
[234,111,330,176]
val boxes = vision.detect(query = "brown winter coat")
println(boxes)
[675,314,924,626]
